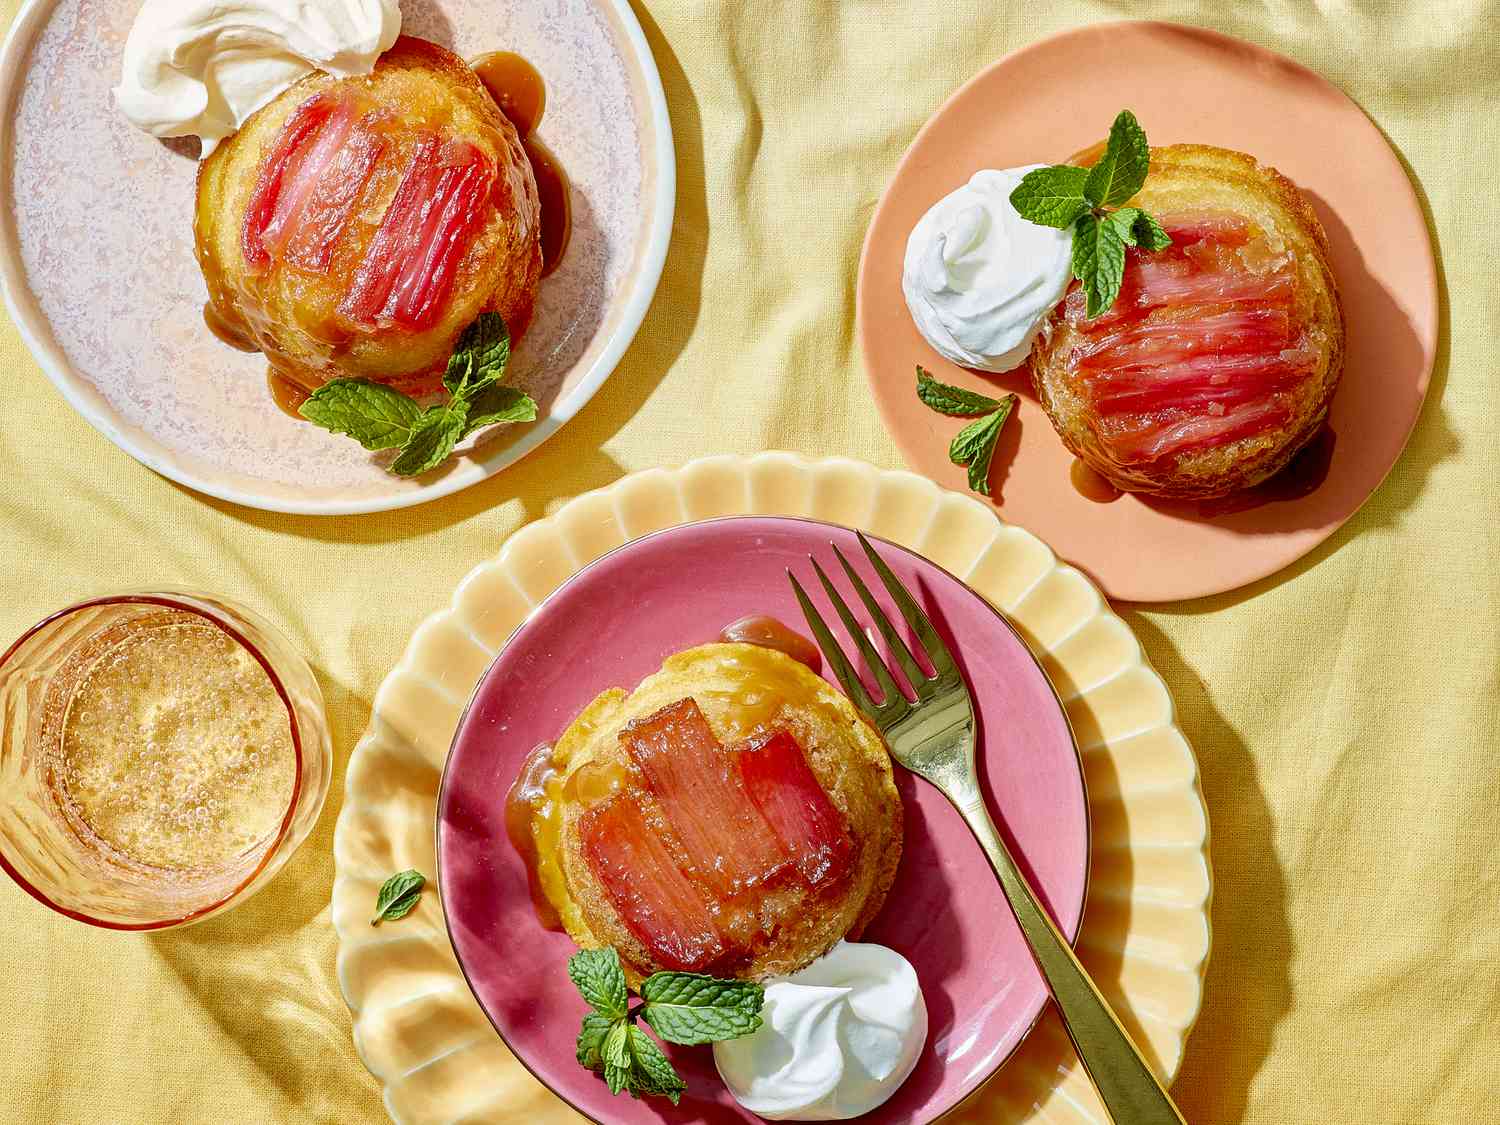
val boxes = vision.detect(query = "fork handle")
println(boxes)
[956,795,1187,1125]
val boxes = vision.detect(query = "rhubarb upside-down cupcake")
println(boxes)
[1030,144,1344,498]
[194,36,541,394]
[538,643,903,983]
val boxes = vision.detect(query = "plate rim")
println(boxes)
[0,0,677,516]
[854,17,1439,602]
[433,512,1094,1125]
[329,451,1215,1124]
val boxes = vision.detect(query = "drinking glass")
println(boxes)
[0,591,331,928]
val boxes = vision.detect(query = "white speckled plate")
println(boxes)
[331,453,1212,1124]
[0,0,673,514]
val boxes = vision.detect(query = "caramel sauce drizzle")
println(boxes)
[470,51,571,277]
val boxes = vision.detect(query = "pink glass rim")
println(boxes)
[0,592,306,930]
[435,515,1091,1123]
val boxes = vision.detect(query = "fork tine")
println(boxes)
[809,556,906,707]
[830,541,928,689]
[856,531,957,677]
[788,570,876,714]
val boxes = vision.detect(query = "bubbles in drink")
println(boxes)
[51,611,295,874]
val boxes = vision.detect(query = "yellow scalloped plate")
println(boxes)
[331,453,1212,1123]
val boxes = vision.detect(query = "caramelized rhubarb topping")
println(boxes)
[737,731,854,889]
[621,699,791,899]
[1061,211,1315,465]
[581,697,860,967]
[338,135,497,331]
[282,113,388,272]
[580,790,726,972]
[242,92,345,270]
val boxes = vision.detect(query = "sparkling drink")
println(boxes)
[0,594,330,928]
[49,610,296,874]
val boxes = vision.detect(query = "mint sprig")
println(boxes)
[1009,110,1172,317]
[915,367,1017,497]
[299,313,537,477]
[568,946,763,1105]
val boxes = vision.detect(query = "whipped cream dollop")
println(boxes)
[714,942,927,1121]
[114,0,402,156]
[902,166,1073,373]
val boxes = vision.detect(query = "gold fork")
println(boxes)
[789,532,1186,1125]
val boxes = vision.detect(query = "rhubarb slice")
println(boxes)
[1153,211,1252,248]
[1090,351,1314,413]
[338,136,497,331]
[242,93,356,270]
[1074,307,1294,374]
[1099,398,1293,464]
[621,699,791,899]
[579,790,726,972]
[737,731,854,889]
[282,113,388,272]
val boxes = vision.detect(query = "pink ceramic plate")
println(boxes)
[0,0,673,514]
[857,21,1438,603]
[437,516,1090,1124]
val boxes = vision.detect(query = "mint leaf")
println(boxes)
[300,379,423,451]
[915,366,1003,417]
[370,869,425,925]
[642,972,763,1015]
[389,404,467,477]
[568,947,629,1020]
[462,384,538,436]
[1071,212,1128,319]
[601,1020,632,1096]
[1132,209,1172,252]
[1009,165,1091,228]
[627,1025,686,1104]
[602,1020,631,1069]
[576,1012,614,1071]
[640,971,764,1045]
[965,417,1009,496]
[603,1059,630,1097]
[948,396,1017,497]
[1084,110,1150,207]
[949,411,1001,467]
[1107,206,1144,248]
[443,312,511,396]
[1008,164,1091,229]
[1105,207,1171,255]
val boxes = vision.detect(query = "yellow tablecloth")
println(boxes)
[1,2,1494,1122]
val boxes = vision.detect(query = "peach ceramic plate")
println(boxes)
[331,453,1211,1124]
[0,0,673,515]
[858,21,1438,603]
